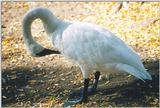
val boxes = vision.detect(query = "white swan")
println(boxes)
[22,7,152,104]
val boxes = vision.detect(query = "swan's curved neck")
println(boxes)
[22,7,61,55]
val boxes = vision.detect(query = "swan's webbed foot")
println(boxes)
[64,71,100,107]
[63,96,88,107]
[68,87,94,99]
[63,79,89,107]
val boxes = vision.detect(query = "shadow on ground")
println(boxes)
[2,59,159,107]
[2,67,36,105]
[97,74,159,107]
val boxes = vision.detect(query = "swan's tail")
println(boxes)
[117,64,152,82]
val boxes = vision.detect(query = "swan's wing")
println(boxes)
[61,23,112,63]
[62,23,134,64]
[61,23,151,80]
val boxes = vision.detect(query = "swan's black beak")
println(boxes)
[34,48,60,57]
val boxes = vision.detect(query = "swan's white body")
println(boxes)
[23,7,152,81]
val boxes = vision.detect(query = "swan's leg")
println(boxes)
[63,78,90,106]
[79,78,90,102]
[63,65,90,106]
[69,71,100,98]
[63,72,101,106]
[64,72,100,107]
[88,71,100,94]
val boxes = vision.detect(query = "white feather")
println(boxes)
[53,22,152,80]
[23,7,152,81]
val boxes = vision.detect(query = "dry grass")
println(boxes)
[2,2,159,107]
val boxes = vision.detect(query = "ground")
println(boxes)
[1,2,160,107]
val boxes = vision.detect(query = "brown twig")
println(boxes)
[114,2,129,14]
[114,2,123,14]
